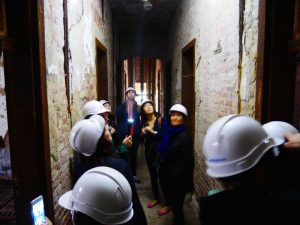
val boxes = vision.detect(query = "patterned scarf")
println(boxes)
[158,118,186,156]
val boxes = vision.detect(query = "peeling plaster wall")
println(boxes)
[167,0,259,201]
[44,0,113,222]
[68,0,114,120]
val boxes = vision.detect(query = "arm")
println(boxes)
[283,133,300,150]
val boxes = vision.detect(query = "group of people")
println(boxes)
[58,85,300,225]
[59,87,194,225]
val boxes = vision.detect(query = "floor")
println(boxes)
[135,145,201,225]
[0,178,16,225]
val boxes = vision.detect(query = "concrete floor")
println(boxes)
[135,145,201,225]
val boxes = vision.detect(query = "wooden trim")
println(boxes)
[63,0,71,116]
[182,38,196,54]
[95,39,108,99]
[95,38,107,53]
[0,0,7,37]
[255,0,267,122]
[37,0,54,221]
[181,38,196,142]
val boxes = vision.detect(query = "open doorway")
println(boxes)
[1,1,54,224]
[121,57,163,114]
[182,39,195,141]
[256,0,300,130]
[96,39,108,100]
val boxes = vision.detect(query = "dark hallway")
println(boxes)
[0,0,300,224]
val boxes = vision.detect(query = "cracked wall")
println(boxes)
[167,0,259,205]
[44,0,113,223]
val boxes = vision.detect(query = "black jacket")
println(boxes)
[159,130,194,192]
[199,186,300,225]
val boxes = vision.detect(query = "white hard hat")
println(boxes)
[203,114,281,178]
[263,121,299,145]
[59,166,134,225]
[141,99,153,108]
[125,87,136,95]
[99,99,109,106]
[169,104,188,116]
[82,100,108,118]
[69,115,105,156]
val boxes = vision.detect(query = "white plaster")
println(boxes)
[68,0,83,29]
[47,64,59,75]
[83,14,95,67]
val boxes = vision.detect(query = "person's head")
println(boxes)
[83,100,108,119]
[69,115,106,156]
[99,100,111,113]
[141,99,154,115]
[59,166,134,225]
[202,115,283,186]
[169,104,188,127]
[140,99,158,122]
[125,87,136,101]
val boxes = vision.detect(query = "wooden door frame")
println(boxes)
[95,39,108,100]
[3,1,53,224]
[256,0,297,123]
[181,38,196,141]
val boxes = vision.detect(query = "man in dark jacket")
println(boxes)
[115,87,141,182]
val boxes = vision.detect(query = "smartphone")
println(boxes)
[31,195,47,225]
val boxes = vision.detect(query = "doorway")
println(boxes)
[182,39,196,141]
[1,1,54,224]
[121,57,163,113]
[96,39,108,100]
[256,0,300,130]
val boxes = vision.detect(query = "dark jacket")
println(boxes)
[141,116,161,148]
[115,101,141,144]
[199,186,300,225]
[159,130,194,192]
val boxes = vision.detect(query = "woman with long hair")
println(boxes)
[140,99,161,209]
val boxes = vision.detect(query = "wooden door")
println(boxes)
[256,0,300,130]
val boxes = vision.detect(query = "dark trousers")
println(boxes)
[159,169,187,225]
[145,144,160,200]
[129,141,139,176]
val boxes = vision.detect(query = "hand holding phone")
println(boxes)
[31,195,46,225]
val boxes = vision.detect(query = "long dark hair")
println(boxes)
[140,102,160,126]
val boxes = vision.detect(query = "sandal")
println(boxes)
[157,206,172,216]
[147,200,158,208]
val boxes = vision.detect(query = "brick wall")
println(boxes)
[44,0,114,224]
[167,0,259,204]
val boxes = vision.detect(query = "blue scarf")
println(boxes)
[158,118,186,156]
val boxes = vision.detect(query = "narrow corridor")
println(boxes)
[135,145,200,225]
[0,0,300,224]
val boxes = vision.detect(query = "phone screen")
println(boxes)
[31,195,46,225]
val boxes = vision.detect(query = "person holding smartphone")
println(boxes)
[115,87,141,183]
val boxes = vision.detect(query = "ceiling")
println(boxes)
[107,0,181,33]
